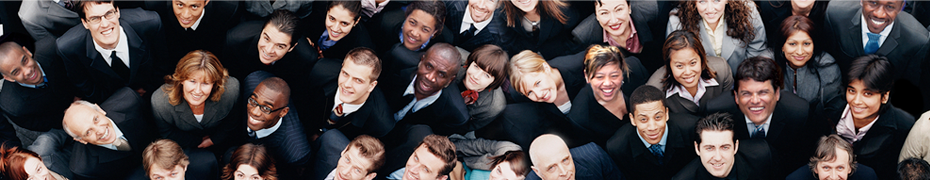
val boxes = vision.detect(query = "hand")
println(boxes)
[450,161,465,180]
[135,88,147,97]
[197,136,214,148]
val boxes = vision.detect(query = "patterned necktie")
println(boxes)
[864,33,881,54]
[461,90,478,105]
[328,103,344,125]
[650,144,664,164]
[752,125,765,139]
[248,129,257,139]
[113,137,131,151]
[110,51,130,81]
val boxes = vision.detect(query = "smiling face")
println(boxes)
[814,148,852,180]
[587,62,623,102]
[489,161,524,180]
[338,57,377,105]
[414,51,457,99]
[235,164,263,180]
[182,70,215,107]
[172,0,208,29]
[402,10,439,51]
[595,0,631,39]
[403,145,448,180]
[520,72,558,103]
[861,0,902,34]
[0,45,43,85]
[782,31,814,69]
[845,80,887,123]
[246,83,288,131]
[469,0,499,23]
[149,163,187,180]
[630,101,668,145]
[695,130,738,178]
[695,0,727,27]
[64,103,117,145]
[24,157,52,180]
[335,146,377,180]
[511,0,538,13]
[81,3,121,49]
[530,137,574,180]
[735,79,780,125]
[326,4,359,42]
[669,48,703,94]
[257,25,295,64]
[464,62,496,92]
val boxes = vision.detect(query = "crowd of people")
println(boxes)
[0,0,929,179]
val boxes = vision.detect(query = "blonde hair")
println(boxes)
[162,50,228,106]
[509,50,562,95]
[583,45,630,79]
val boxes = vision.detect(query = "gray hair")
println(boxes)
[62,100,102,139]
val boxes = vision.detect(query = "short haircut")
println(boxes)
[845,55,894,112]
[465,44,509,90]
[76,0,117,20]
[329,1,363,20]
[404,0,446,34]
[62,100,103,139]
[629,85,665,113]
[490,151,529,177]
[345,47,382,81]
[258,77,291,106]
[662,30,717,91]
[222,143,277,180]
[416,134,456,177]
[695,112,736,144]
[779,15,820,56]
[583,44,630,80]
[347,135,386,173]
[163,50,229,106]
[0,41,26,77]
[265,9,301,47]
[899,158,930,180]
[509,50,562,95]
[734,56,783,91]
[808,135,857,174]
[143,139,190,176]
[0,145,42,180]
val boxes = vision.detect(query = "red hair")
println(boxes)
[0,145,41,180]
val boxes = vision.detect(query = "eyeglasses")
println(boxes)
[85,9,118,24]
[248,95,286,114]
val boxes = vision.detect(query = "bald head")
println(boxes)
[529,134,569,164]
[423,43,461,71]
[529,134,575,180]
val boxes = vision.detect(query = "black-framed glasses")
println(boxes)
[248,95,286,114]
[86,9,117,24]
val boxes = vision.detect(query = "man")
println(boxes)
[240,74,312,167]
[143,0,240,66]
[138,139,218,180]
[385,43,468,134]
[605,86,699,180]
[672,112,774,180]
[443,0,508,52]
[899,158,930,180]
[314,132,386,180]
[56,0,164,103]
[61,87,153,179]
[786,134,879,180]
[386,134,456,180]
[525,134,622,180]
[705,56,812,178]
[308,47,394,139]
[18,0,81,40]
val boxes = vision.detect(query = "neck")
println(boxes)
[686,85,698,97]
[792,6,812,16]
[611,27,633,48]
[853,114,878,129]
[524,10,540,22]
[189,103,205,114]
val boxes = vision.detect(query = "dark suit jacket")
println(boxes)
[0,37,75,131]
[475,102,590,151]
[525,142,623,180]
[308,83,394,139]
[306,20,376,60]
[383,67,469,135]
[570,0,673,71]
[646,56,734,116]
[247,106,313,166]
[18,0,81,40]
[143,1,240,67]
[786,163,878,180]
[150,77,240,148]
[69,87,154,179]
[568,85,628,147]
[548,50,649,99]
[443,1,508,52]
[672,139,774,180]
[503,5,581,59]
[56,8,164,103]
[606,113,699,180]
[838,106,915,179]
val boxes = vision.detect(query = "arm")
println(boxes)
[745,3,770,59]
[900,112,930,162]
[451,137,521,170]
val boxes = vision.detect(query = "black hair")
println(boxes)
[629,85,665,113]
[695,112,736,144]
[898,158,930,180]
[734,56,783,92]
[265,9,301,47]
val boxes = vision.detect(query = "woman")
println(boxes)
[568,44,633,146]
[151,50,240,149]
[668,0,768,74]
[449,136,528,180]
[0,146,67,180]
[457,45,509,132]
[758,0,828,49]
[776,15,842,120]
[308,1,376,60]
[836,55,915,179]
[502,0,580,58]
[510,50,573,113]
[570,0,669,71]
[222,143,277,180]
[646,30,733,116]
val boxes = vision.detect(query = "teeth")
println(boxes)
[749,107,763,111]
[871,19,885,25]
[603,89,612,93]
[102,29,112,35]
[100,128,109,140]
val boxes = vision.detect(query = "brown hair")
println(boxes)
[0,145,40,180]
[808,134,857,174]
[162,50,228,106]
[143,139,190,176]
[779,15,820,58]
[509,50,562,95]
[347,135,386,173]
[345,47,382,81]
[583,44,630,79]
[661,30,717,91]
[465,44,510,90]
[222,143,277,180]
[329,1,363,21]
[676,0,756,45]
[503,0,570,27]
[490,151,529,177]
[416,134,456,177]
[76,0,117,20]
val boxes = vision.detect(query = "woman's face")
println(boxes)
[595,0,632,39]
[182,70,214,107]
[520,72,558,103]
[695,0,727,26]
[24,157,52,180]
[669,48,703,92]
[511,0,538,13]
[489,162,524,180]
[846,80,888,123]
[325,4,358,42]
[464,62,496,92]
[235,164,264,180]
[782,31,814,68]
[588,62,623,102]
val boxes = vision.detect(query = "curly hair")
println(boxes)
[502,0,570,27]
[162,50,228,106]
[676,0,756,45]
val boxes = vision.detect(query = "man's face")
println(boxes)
[735,79,779,125]
[630,101,668,145]
[861,0,902,34]
[468,0,499,23]
[335,146,377,180]
[401,9,438,51]
[338,59,377,105]
[81,3,121,49]
[64,103,118,145]
[531,142,575,180]
[256,25,294,64]
[0,46,43,85]
[403,145,448,180]
[815,148,852,180]
[414,51,457,99]
[172,0,209,29]
[246,83,288,131]
[695,130,738,178]
[586,62,623,102]
[149,164,187,180]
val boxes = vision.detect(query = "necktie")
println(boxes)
[649,144,664,164]
[328,103,345,125]
[113,136,131,151]
[457,24,477,45]
[461,90,478,105]
[752,125,765,139]
[248,129,257,139]
[864,33,881,54]
[110,51,130,81]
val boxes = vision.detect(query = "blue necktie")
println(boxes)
[752,125,765,139]
[864,33,881,54]
[649,144,664,164]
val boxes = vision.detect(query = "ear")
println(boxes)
[882,91,890,104]
[287,44,297,52]
[364,172,377,180]
[733,139,740,154]
[2,76,14,82]
[82,19,90,29]
[368,80,378,93]
[278,107,290,118]
[531,166,540,177]
[93,103,107,115]
[21,46,33,58]
[694,142,700,155]
[629,113,636,126]
[75,137,88,144]
[583,70,589,83]
[774,88,780,102]
[438,175,448,180]
[203,0,210,5]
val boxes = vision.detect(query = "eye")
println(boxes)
[803,42,812,46]
[354,168,362,173]
[675,64,683,68]
[721,146,729,150]
[690,61,697,65]
[485,73,491,78]
[864,92,873,96]
[847,88,855,94]
[341,22,348,26]
[534,81,541,87]
[176,3,182,7]
[355,78,362,83]
[655,115,663,120]
[788,43,796,46]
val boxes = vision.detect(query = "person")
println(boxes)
[222,143,278,180]
[56,0,165,103]
[509,50,575,110]
[901,110,930,163]
[18,0,81,40]
[525,134,622,180]
[142,0,241,66]
[307,1,376,60]
[704,56,813,178]
[570,0,673,71]
[151,50,239,149]
[241,0,312,20]
[313,133,386,180]
[447,136,528,180]
[383,43,468,134]
[60,88,154,179]
[667,0,769,75]
[0,145,68,180]
[378,0,448,78]
[500,0,580,58]
[757,0,829,49]
[775,15,843,130]
[645,30,733,116]
[444,0,509,52]
[672,112,775,180]
[898,158,930,180]
[835,55,915,179]
[605,85,700,180]
[566,45,631,146]
[385,134,457,180]
[455,45,508,132]
[139,139,218,180]
[785,134,879,180]
[239,74,312,168]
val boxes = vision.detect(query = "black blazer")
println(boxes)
[606,113,700,180]
[56,8,164,103]
[475,102,590,151]
[672,139,775,180]
[570,0,673,71]
[306,20,376,60]
[69,87,154,179]
[503,5,581,59]
[309,83,395,139]
[150,77,240,148]
[443,1,509,52]
[143,1,240,65]
[0,37,75,131]
[383,67,469,135]
[568,85,628,147]
[838,106,915,179]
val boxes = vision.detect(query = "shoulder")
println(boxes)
[151,84,173,109]
[58,26,90,49]
[885,106,917,128]
[119,8,162,32]
[222,77,240,97]
[671,159,703,180]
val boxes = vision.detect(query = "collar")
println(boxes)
[16,62,47,88]
[460,6,493,34]
[744,113,773,136]
[189,8,206,30]
[860,14,894,47]
[398,30,430,51]
[557,101,572,114]
[92,26,130,67]
[97,118,126,150]
[637,125,669,149]
[837,104,880,143]
[334,88,366,116]
[666,78,720,106]
[603,18,638,44]
[251,116,284,139]
[401,75,443,113]
[324,168,337,180]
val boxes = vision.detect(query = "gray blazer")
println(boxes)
[667,1,771,75]
[151,77,239,147]
[646,56,733,115]
[449,135,522,170]
[782,52,843,116]
[19,0,80,40]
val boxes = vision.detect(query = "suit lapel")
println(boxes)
[765,104,788,142]
[123,22,146,81]
[173,102,205,129]
[843,11,866,57]
[94,111,131,163]
[670,95,699,114]
[856,110,899,156]
[698,24,715,57]
[85,35,122,80]
[537,17,558,46]
[876,22,900,55]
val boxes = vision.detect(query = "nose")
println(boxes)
[249,104,263,117]
[750,94,762,104]
[182,9,191,19]
[851,93,863,105]
[476,0,486,9]
[557,164,568,176]
[873,6,886,18]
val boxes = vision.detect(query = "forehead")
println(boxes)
[699,131,734,146]
[596,0,627,9]
[868,0,904,6]
[174,0,206,5]
[344,146,375,168]
[737,79,773,91]
[343,59,374,76]
[253,84,284,104]
[593,62,621,73]
[237,164,259,174]
[261,25,292,45]
[65,105,103,130]
[634,101,665,115]
[84,2,115,16]
[519,72,548,87]
[408,9,437,27]
[413,145,446,170]
[0,47,25,70]
[533,144,570,164]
